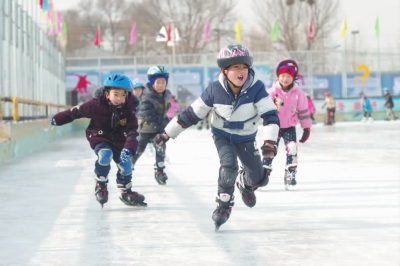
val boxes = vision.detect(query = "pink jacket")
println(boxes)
[267,80,312,129]
[307,98,316,115]
[167,100,181,120]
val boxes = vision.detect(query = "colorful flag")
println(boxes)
[166,23,172,43]
[55,11,62,34]
[308,19,313,41]
[43,0,49,11]
[374,17,379,37]
[94,25,101,46]
[203,21,210,42]
[234,21,241,42]
[38,0,44,9]
[340,18,347,37]
[270,20,278,41]
[129,22,137,45]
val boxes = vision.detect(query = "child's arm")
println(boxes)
[51,99,94,126]
[122,113,139,155]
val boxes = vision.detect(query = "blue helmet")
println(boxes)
[103,74,132,91]
[147,65,169,80]
[132,79,145,90]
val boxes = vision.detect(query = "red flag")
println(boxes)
[308,19,313,41]
[203,21,210,42]
[166,23,172,43]
[39,0,44,9]
[94,25,101,46]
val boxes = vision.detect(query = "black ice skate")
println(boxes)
[117,182,147,207]
[212,193,234,231]
[94,175,109,208]
[284,166,297,191]
[236,169,257,208]
[154,167,168,185]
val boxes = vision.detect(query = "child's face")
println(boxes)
[106,88,127,108]
[133,88,143,98]
[278,73,294,87]
[152,78,167,93]
[224,63,249,87]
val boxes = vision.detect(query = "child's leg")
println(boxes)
[282,127,298,176]
[153,135,166,173]
[94,142,113,178]
[131,133,153,168]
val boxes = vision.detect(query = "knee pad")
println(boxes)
[218,167,238,189]
[155,144,166,157]
[98,149,113,166]
[117,160,132,176]
[286,141,297,155]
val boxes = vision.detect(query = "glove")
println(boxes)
[119,148,133,163]
[156,133,170,146]
[261,140,277,158]
[50,117,57,126]
[299,128,310,143]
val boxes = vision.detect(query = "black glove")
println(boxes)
[261,140,277,158]
[299,128,310,143]
[156,133,170,146]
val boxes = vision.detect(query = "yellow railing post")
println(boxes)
[11,97,19,121]
[0,97,3,120]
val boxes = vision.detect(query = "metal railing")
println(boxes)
[0,97,71,121]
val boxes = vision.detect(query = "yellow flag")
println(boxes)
[234,21,241,42]
[340,18,347,37]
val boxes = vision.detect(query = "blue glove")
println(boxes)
[118,148,133,176]
[119,148,133,163]
[50,117,57,126]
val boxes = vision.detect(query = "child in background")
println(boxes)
[383,88,398,120]
[51,74,147,208]
[267,58,312,191]
[131,65,172,185]
[321,90,336,125]
[361,94,373,123]
[166,95,181,120]
[306,93,317,124]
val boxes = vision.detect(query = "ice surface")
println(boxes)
[0,121,399,265]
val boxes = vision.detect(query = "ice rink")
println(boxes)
[1,121,399,266]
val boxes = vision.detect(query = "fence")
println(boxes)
[65,48,400,101]
[0,0,66,121]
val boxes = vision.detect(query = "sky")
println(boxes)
[50,0,400,51]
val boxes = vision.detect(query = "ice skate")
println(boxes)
[284,167,297,191]
[212,193,234,231]
[154,164,168,185]
[117,182,147,207]
[94,175,108,208]
[367,117,374,123]
[236,169,256,208]
[361,117,367,123]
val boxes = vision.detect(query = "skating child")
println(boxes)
[306,93,317,124]
[267,58,312,190]
[155,44,279,229]
[361,94,373,122]
[166,94,181,120]
[50,74,147,208]
[132,79,145,101]
[130,65,172,185]
[383,88,398,120]
[321,90,336,125]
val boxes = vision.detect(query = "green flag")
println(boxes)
[270,20,278,41]
[374,17,379,37]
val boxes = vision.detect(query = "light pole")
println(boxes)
[351,30,360,71]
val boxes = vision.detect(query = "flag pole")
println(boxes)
[170,22,176,94]
[376,18,381,95]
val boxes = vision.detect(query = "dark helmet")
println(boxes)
[276,58,299,79]
[217,44,253,69]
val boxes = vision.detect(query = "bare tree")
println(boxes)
[251,0,340,51]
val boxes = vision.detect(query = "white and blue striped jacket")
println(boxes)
[165,69,279,143]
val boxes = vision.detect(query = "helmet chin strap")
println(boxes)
[225,75,243,90]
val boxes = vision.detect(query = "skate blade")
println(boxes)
[119,198,148,207]
[285,184,294,191]
[214,222,221,231]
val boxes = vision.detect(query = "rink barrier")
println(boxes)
[0,118,89,164]
[0,97,72,121]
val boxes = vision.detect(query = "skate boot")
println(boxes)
[117,182,147,207]
[94,175,109,208]
[154,164,168,185]
[284,166,297,191]
[236,169,257,208]
[212,193,234,231]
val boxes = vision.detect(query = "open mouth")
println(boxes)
[238,74,244,81]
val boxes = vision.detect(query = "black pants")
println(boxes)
[131,132,166,171]
[213,134,264,196]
